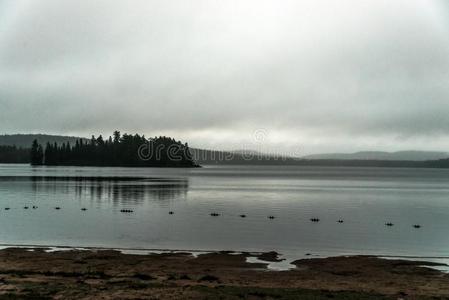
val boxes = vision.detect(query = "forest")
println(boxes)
[30,131,199,167]
[0,145,29,163]
[1,132,449,168]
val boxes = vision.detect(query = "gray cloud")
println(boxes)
[0,0,448,154]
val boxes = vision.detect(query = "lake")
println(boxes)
[1,163,449,260]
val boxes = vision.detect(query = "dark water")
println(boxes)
[1,164,449,259]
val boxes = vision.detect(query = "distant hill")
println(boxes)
[191,149,449,165]
[302,151,449,161]
[189,149,449,168]
[0,134,86,148]
[190,148,297,165]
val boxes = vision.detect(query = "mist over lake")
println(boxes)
[1,164,449,259]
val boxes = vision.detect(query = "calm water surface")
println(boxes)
[1,164,449,259]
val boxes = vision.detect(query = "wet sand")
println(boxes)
[0,248,448,299]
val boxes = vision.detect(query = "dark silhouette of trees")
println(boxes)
[30,140,43,165]
[0,145,29,163]
[30,132,198,167]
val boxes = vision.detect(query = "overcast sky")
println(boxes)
[0,0,448,155]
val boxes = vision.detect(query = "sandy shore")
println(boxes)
[0,248,448,299]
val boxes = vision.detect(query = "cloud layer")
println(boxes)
[1,0,448,154]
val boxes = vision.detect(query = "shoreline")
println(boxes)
[3,161,449,169]
[2,243,449,272]
[0,247,448,299]
[3,242,449,258]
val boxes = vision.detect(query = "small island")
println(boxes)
[30,131,199,168]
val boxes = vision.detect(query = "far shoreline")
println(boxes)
[4,162,449,170]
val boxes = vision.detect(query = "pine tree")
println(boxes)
[30,140,43,165]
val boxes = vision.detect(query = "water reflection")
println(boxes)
[1,176,189,204]
[1,165,449,257]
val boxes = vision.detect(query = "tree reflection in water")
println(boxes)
[26,176,189,205]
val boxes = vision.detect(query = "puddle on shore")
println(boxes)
[246,256,296,271]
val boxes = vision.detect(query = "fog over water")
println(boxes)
[1,164,449,260]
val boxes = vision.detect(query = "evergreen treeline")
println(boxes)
[30,131,199,167]
[0,134,84,148]
[0,145,30,163]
